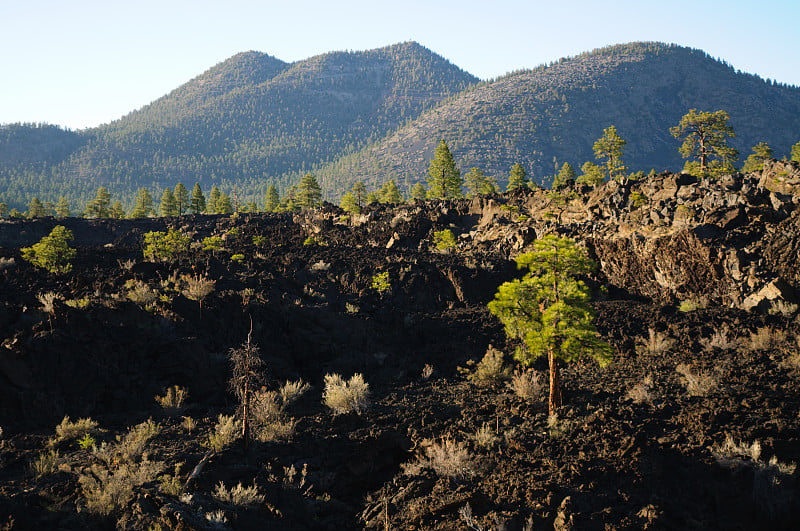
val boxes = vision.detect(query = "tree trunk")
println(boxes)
[548,350,562,416]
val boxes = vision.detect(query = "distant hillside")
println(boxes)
[0,41,477,209]
[316,42,800,193]
[2,41,799,211]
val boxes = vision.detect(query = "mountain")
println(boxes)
[316,42,800,192]
[0,41,477,209]
[1,41,800,211]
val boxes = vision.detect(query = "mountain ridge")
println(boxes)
[1,41,799,211]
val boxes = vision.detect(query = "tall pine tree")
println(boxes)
[427,140,462,199]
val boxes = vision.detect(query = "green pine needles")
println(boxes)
[21,225,77,274]
[488,235,612,414]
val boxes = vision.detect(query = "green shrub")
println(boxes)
[433,229,457,252]
[20,225,76,274]
[77,433,96,449]
[251,235,267,246]
[230,253,245,263]
[143,229,190,261]
[371,272,391,293]
[201,236,224,252]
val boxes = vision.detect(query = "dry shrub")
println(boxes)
[54,416,98,442]
[79,459,163,515]
[639,328,674,355]
[158,464,184,496]
[37,291,60,313]
[94,419,160,465]
[205,510,228,526]
[403,438,475,480]
[181,274,215,302]
[547,414,574,439]
[508,367,543,400]
[421,363,435,380]
[126,281,159,306]
[468,346,511,386]
[212,481,265,506]
[181,416,197,433]
[155,385,188,414]
[748,327,787,351]
[206,414,239,452]
[471,423,499,450]
[323,373,370,415]
[627,375,655,404]
[700,328,739,351]
[251,390,282,424]
[31,449,61,477]
[713,434,797,519]
[279,379,309,406]
[676,363,717,397]
[256,419,298,443]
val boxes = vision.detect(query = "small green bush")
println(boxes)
[251,235,268,246]
[371,272,391,293]
[21,225,76,274]
[201,236,224,252]
[143,229,190,261]
[433,229,457,252]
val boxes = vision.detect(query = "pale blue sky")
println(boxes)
[2,0,798,130]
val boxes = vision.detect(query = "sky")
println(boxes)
[2,0,799,130]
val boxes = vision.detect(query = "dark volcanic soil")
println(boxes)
[1,173,799,530]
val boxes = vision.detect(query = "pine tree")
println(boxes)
[264,185,280,213]
[427,140,462,199]
[552,162,576,188]
[55,196,70,218]
[131,188,155,218]
[295,174,323,209]
[593,126,627,181]
[576,162,605,186]
[217,192,234,214]
[173,183,189,215]
[85,186,111,218]
[410,182,427,201]
[670,109,738,177]
[190,183,206,214]
[507,163,529,192]
[340,191,360,214]
[20,225,76,274]
[488,235,612,415]
[792,142,800,163]
[0,203,7,218]
[160,188,179,217]
[208,186,221,214]
[379,179,403,204]
[110,201,125,219]
[351,181,367,209]
[741,142,773,172]
[464,167,489,198]
[27,197,47,218]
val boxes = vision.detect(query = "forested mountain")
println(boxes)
[1,41,799,211]
[0,41,477,209]
[316,42,800,192]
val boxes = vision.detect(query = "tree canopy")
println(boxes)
[488,235,612,414]
[427,140,462,199]
[670,109,738,177]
